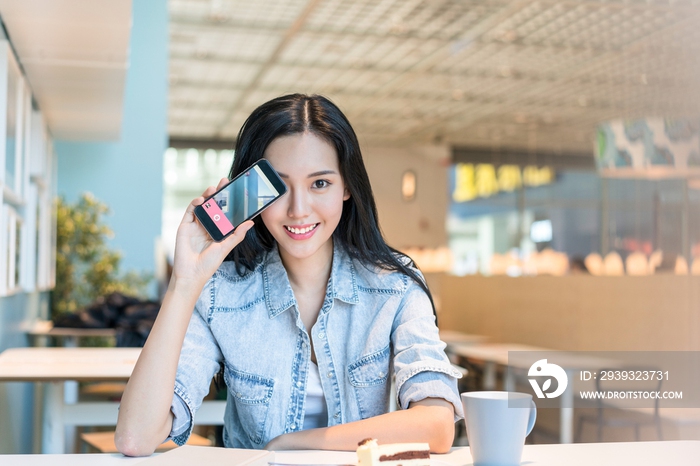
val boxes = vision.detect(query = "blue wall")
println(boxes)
[0,0,168,453]
[55,0,169,281]
[0,292,47,454]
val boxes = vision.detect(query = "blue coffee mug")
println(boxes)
[461,391,537,466]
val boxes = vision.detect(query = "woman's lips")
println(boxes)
[283,223,319,240]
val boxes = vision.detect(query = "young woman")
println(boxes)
[115,94,463,456]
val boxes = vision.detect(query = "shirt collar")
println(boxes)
[327,241,360,305]
[262,241,359,319]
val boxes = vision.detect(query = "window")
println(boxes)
[162,147,235,260]
[0,40,55,296]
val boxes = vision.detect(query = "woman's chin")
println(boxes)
[275,235,334,263]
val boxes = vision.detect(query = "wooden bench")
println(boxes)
[81,431,212,453]
[80,382,127,400]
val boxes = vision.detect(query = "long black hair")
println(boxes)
[225,94,436,316]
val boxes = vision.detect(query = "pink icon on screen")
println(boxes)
[202,200,234,235]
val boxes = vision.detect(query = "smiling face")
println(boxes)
[261,132,350,268]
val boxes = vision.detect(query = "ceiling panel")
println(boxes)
[170,0,307,27]
[168,0,700,154]
[0,0,131,140]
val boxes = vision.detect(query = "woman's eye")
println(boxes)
[313,180,330,189]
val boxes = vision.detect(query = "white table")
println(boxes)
[24,321,120,452]
[438,330,489,370]
[285,441,700,465]
[1,441,698,465]
[449,343,552,391]
[0,347,225,454]
[448,343,613,444]
[438,330,490,347]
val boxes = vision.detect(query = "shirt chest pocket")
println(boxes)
[348,345,391,419]
[223,364,274,445]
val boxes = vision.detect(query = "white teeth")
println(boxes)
[286,224,317,234]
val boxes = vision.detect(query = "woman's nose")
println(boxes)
[286,189,311,219]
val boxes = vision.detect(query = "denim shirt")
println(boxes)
[168,243,464,449]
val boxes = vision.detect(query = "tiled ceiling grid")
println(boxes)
[169,0,700,154]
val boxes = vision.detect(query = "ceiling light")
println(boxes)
[402,170,417,201]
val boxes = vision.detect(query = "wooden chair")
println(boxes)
[80,382,127,401]
[692,256,700,275]
[81,431,212,453]
[649,250,663,273]
[675,256,689,275]
[625,252,649,276]
[603,252,624,276]
[584,253,603,276]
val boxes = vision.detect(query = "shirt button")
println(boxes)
[301,342,307,349]
[290,424,296,430]
[334,412,340,418]
[378,371,385,378]
[327,371,333,378]
[296,381,302,388]
[318,331,326,340]
[236,392,242,398]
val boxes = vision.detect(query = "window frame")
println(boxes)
[0,40,55,296]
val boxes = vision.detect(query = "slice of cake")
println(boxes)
[356,438,430,466]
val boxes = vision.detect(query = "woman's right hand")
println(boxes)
[171,178,254,288]
[117,181,250,456]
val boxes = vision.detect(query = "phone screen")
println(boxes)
[199,163,282,237]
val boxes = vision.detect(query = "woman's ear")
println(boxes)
[343,188,351,201]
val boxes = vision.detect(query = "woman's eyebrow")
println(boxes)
[276,170,338,178]
[307,170,338,177]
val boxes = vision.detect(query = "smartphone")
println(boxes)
[194,159,287,242]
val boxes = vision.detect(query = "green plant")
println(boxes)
[51,193,151,316]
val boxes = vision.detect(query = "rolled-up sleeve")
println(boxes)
[165,278,224,445]
[168,391,190,439]
[392,280,464,421]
